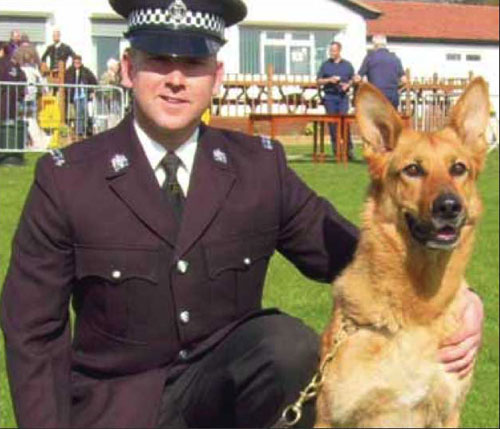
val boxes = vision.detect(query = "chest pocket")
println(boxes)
[204,232,277,317]
[75,246,162,344]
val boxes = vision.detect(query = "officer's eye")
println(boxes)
[450,162,468,177]
[402,163,425,178]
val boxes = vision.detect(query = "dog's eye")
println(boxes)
[402,164,425,178]
[450,162,468,177]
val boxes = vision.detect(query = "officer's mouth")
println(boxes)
[159,95,189,106]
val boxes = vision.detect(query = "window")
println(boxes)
[0,15,47,51]
[239,27,337,76]
[446,53,461,61]
[91,19,127,78]
[466,54,481,62]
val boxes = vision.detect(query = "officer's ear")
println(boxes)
[212,60,225,97]
[121,49,135,89]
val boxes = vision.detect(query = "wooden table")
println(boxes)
[248,113,411,164]
[248,113,346,163]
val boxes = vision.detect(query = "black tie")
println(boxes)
[161,151,184,220]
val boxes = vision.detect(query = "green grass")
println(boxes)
[0,148,498,428]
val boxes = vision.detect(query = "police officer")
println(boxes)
[1,1,484,428]
[317,41,355,160]
[355,34,407,109]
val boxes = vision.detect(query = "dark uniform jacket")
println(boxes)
[1,115,359,428]
[41,42,75,70]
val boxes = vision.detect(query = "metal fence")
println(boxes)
[0,81,127,153]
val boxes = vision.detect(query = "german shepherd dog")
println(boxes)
[315,78,490,428]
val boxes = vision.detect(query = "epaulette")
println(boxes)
[50,149,66,167]
[260,136,274,151]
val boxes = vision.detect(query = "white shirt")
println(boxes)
[134,121,198,196]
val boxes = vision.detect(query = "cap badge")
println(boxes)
[168,0,188,22]
[111,154,130,173]
[213,149,228,165]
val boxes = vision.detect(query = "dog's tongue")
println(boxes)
[436,226,457,240]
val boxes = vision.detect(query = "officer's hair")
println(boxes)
[372,34,387,48]
[330,41,342,50]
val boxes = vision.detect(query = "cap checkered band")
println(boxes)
[128,7,226,40]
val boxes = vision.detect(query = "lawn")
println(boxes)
[0,147,498,428]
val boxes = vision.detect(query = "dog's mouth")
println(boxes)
[405,213,465,250]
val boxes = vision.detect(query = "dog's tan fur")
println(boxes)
[315,78,490,428]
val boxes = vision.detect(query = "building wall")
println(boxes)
[388,41,500,115]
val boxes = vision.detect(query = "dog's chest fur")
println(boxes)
[322,322,471,427]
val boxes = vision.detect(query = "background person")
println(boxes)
[317,41,355,160]
[5,29,21,59]
[41,28,76,71]
[355,34,407,109]
[65,55,97,137]
[1,1,484,428]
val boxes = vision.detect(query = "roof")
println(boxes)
[366,1,500,43]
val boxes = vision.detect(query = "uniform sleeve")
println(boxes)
[274,143,359,283]
[358,55,368,77]
[0,156,74,428]
[317,62,326,79]
[347,62,355,80]
[396,56,405,78]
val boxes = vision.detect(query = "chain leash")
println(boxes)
[274,322,352,428]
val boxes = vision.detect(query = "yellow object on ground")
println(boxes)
[201,108,211,125]
[39,95,63,147]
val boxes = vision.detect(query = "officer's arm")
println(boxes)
[0,155,74,428]
[274,143,359,282]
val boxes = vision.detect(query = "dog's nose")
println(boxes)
[432,193,463,219]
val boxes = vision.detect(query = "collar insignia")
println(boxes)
[111,154,129,173]
[213,148,228,165]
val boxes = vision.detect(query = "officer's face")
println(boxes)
[122,49,224,146]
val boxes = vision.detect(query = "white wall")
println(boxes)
[389,41,500,116]
[220,0,367,74]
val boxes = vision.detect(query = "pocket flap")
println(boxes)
[205,234,276,279]
[75,246,160,284]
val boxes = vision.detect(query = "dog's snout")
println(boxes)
[432,193,463,219]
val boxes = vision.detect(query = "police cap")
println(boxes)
[110,0,247,57]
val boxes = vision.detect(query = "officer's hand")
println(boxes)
[438,288,484,378]
[353,74,362,84]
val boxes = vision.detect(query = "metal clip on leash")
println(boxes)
[277,325,350,428]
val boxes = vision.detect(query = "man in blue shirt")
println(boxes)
[356,34,407,109]
[317,41,355,160]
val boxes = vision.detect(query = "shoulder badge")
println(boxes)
[111,154,129,173]
[50,149,66,167]
[261,136,274,151]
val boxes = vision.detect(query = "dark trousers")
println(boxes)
[157,313,320,428]
[323,96,352,157]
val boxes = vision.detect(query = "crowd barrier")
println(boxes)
[0,81,127,153]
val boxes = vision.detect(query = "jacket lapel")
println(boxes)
[106,116,179,247]
[175,125,236,258]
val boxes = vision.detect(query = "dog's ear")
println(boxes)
[449,77,490,152]
[355,82,404,153]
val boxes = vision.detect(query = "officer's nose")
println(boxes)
[432,193,463,220]
[165,68,186,89]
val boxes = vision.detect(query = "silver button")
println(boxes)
[177,260,189,274]
[179,349,188,360]
[111,270,122,279]
[179,311,190,324]
[243,257,252,266]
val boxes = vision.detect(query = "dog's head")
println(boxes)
[356,78,490,250]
